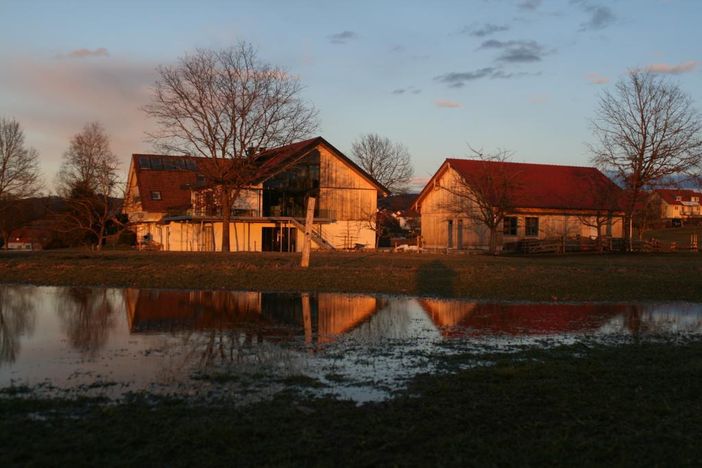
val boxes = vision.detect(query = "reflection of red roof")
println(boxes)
[417,159,623,211]
[655,189,702,206]
[130,137,388,213]
[419,300,628,337]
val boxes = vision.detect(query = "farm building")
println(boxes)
[652,189,702,223]
[415,159,625,251]
[122,137,388,251]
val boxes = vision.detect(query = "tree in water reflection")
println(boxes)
[0,286,36,365]
[58,288,116,356]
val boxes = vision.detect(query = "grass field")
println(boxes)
[1,249,702,301]
[2,341,701,466]
[3,249,702,466]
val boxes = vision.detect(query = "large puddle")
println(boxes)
[2,285,702,402]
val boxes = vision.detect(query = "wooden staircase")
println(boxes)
[290,218,336,250]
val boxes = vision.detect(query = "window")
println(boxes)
[693,197,699,202]
[525,217,539,237]
[503,216,518,236]
[675,196,682,201]
[150,191,162,200]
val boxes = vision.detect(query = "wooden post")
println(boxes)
[300,197,316,268]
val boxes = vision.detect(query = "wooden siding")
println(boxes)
[319,146,378,220]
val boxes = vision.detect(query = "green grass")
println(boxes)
[2,341,701,466]
[2,249,702,301]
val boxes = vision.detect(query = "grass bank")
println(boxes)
[2,341,701,466]
[2,249,702,301]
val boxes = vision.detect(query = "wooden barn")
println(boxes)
[415,159,625,251]
[123,137,388,252]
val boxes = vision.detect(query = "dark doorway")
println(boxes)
[262,227,297,252]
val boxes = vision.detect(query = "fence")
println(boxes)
[505,236,700,255]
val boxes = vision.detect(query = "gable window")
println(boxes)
[503,216,518,236]
[675,196,682,201]
[525,217,539,237]
[150,191,162,200]
[693,197,699,202]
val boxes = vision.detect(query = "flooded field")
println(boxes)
[2,285,702,402]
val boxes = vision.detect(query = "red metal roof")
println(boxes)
[655,189,702,206]
[418,159,623,212]
[130,137,387,213]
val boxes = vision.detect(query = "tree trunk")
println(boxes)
[488,227,498,255]
[221,190,231,252]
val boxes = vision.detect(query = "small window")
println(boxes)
[692,197,699,202]
[525,217,539,237]
[675,196,682,201]
[503,216,518,236]
[150,191,162,200]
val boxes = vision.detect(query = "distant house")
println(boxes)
[6,226,53,250]
[653,189,702,223]
[122,137,388,252]
[377,193,420,247]
[414,159,625,250]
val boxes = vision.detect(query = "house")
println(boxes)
[6,226,53,250]
[653,189,702,224]
[414,159,625,250]
[377,193,420,247]
[122,137,388,251]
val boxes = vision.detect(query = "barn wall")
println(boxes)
[318,146,378,221]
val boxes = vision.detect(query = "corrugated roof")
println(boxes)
[417,158,623,212]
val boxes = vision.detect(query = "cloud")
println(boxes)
[328,31,358,44]
[645,61,699,75]
[434,67,528,87]
[586,72,609,84]
[572,1,615,31]
[529,94,549,104]
[57,47,110,59]
[518,0,542,10]
[434,99,462,108]
[479,39,549,63]
[0,56,159,183]
[460,23,510,38]
[391,86,421,95]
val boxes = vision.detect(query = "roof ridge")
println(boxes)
[445,158,599,170]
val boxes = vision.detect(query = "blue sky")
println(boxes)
[1,0,700,191]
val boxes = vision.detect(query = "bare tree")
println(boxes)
[54,122,123,250]
[0,118,41,248]
[143,42,319,252]
[573,176,623,251]
[590,70,702,250]
[440,148,520,254]
[351,133,413,194]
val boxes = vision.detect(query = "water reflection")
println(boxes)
[2,285,702,400]
[57,288,117,356]
[0,287,36,365]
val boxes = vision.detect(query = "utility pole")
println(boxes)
[300,197,316,268]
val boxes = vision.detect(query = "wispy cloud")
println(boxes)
[518,0,542,11]
[572,1,616,31]
[479,39,549,63]
[434,99,462,108]
[586,72,609,84]
[459,23,510,38]
[529,94,549,105]
[328,31,358,44]
[57,47,109,59]
[392,86,421,95]
[645,61,699,75]
[434,67,529,87]
[0,56,159,179]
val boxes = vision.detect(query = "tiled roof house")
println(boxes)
[414,158,625,250]
[123,137,388,252]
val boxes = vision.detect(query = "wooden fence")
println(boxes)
[505,237,700,255]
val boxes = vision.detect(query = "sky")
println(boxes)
[1,0,701,192]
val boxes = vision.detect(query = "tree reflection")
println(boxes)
[58,288,116,356]
[0,286,36,365]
